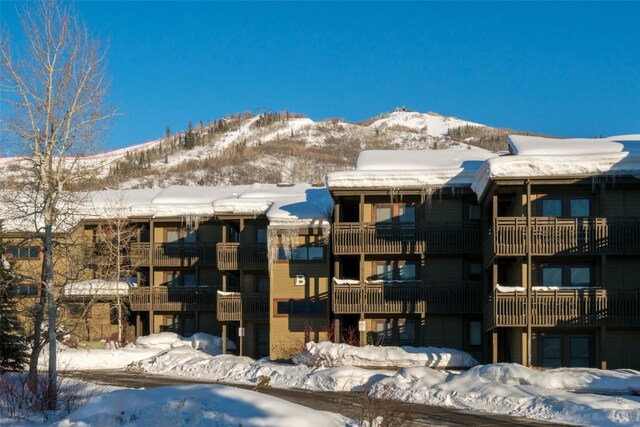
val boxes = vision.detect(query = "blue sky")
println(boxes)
[2,1,639,150]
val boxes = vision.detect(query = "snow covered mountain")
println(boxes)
[0,109,538,190]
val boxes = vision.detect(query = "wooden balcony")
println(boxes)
[129,287,217,311]
[130,243,217,267]
[484,288,640,329]
[490,217,640,257]
[216,292,269,321]
[216,243,268,270]
[332,282,481,314]
[332,222,481,255]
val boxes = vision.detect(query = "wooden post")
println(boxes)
[359,194,366,346]
[334,317,340,343]
[526,180,532,368]
[600,326,607,370]
[492,330,498,363]
[149,219,155,334]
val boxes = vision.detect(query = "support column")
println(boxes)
[600,326,607,370]
[359,194,366,346]
[525,180,532,367]
[149,219,155,334]
[221,223,228,354]
[492,330,498,364]
[334,317,340,343]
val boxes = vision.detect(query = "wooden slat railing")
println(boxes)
[216,243,268,270]
[332,222,481,255]
[129,287,217,311]
[217,293,269,321]
[485,288,640,328]
[130,243,217,267]
[491,217,640,256]
[332,282,481,314]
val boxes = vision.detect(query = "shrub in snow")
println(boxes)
[293,341,478,368]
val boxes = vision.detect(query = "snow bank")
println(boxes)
[372,364,640,426]
[127,332,236,353]
[292,341,479,368]
[52,384,351,427]
[129,347,390,392]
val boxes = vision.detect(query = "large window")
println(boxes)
[375,204,416,224]
[540,333,592,368]
[7,246,40,260]
[165,227,196,243]
[371,319,417,346]
[540,265,592,287]
[163,271,196,287]
[539,197,591,218]
[277,246,324,261]
[373,261,418,282]
[275,299,325,317]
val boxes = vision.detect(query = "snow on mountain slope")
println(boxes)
[0,109,504,190]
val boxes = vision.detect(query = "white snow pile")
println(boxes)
[63,279,133,296]
[127,332,237,354]
[38,333,236,370]
[128,347,390,392]
[472,134,640,198]
[293,341,478,368]
[326,148,497,189]
[51,384,351,427]
[372,364,640,427]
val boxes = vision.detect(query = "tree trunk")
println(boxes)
[27,259,48,394]
[45,223,57,409]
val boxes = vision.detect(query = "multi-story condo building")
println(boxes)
[326,148,497,362]
[474,135,640,369]
[2,134,639,369]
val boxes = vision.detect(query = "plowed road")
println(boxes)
[63,370,568,427]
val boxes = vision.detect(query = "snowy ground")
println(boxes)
[3,332,640,426]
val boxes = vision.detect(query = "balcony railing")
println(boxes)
[332,281,481,314]
[216,292,269,321]
[490,217,640,256]
[129,287,217,311]
[216,243,268,270]
[332,222,481,255]
[130,243,217,267]
[484,288,640,329]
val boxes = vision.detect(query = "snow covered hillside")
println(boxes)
[0,109,535,191]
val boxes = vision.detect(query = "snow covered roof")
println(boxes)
[472,134,640,198]
[62,279,134,297]
[326,148,497,189]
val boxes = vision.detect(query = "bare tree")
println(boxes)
[1,0,114,408]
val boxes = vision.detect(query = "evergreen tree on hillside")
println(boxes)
[184,121,196,149]
[0,258,29,372]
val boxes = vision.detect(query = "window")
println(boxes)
[256,228,268,244]
[570,199,590,217]
[539,197,591,217]
[277,246,324,261]
[468,204,481,221]
[469,321,482,347]
[68,304,86,318]
[7,246,40,260]
[373,261,418,282]
[163,271,195,286]
[541,199,562,217]
[540,265,592,287]
[275,299,325,317]
[165,227,196,243]
[540,333,593,368]
[15,283,39,296]
[371,319,417,345]
[468,261,482,282]
[375,204,416,224]
[109,305,119,325]
[257,277,269,294]
[160,314,196,336]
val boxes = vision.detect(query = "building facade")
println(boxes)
[2,134,639,368]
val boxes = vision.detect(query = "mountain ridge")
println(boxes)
[0,109,545,191]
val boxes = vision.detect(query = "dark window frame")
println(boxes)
[273,298,326,318]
